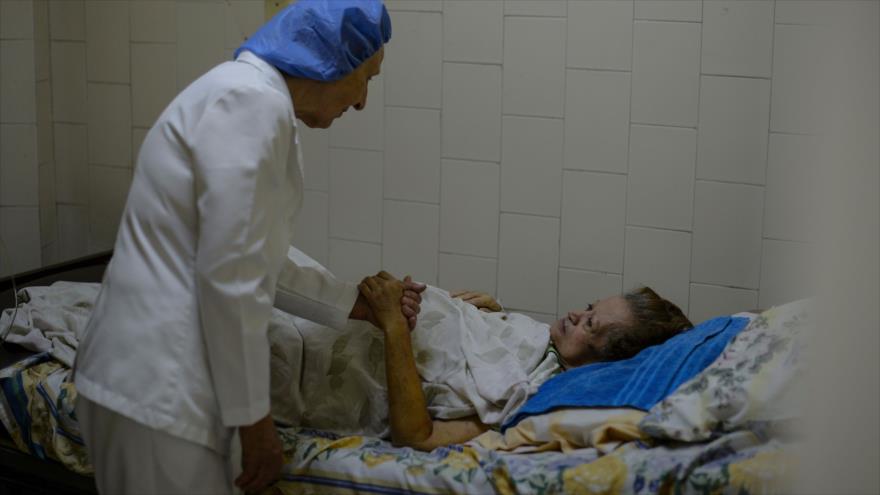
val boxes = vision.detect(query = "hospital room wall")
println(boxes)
[0,0,854,325]
[293,0,824,325]
[0,0,266,277]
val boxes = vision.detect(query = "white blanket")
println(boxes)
[0,282,99,367]
[268,286,560,437]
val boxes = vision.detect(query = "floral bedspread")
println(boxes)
[274,426,793,495]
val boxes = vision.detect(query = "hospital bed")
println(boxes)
[0,252,801,494]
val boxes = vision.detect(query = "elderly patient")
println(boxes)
[268,272,691,451]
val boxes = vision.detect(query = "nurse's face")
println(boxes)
[290,48,384,129]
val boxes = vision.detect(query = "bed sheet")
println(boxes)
[0,354,793,494]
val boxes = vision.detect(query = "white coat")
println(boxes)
[73,51,359,455]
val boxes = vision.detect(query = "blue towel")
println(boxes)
[502,316,750,430]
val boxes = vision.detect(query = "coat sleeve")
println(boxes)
[274,246,360,330]
[190,85,291,428]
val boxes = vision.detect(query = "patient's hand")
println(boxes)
[359,272,407,332]
[451,290,503,313]
[351,272,425,329]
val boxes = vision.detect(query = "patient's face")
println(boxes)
[549,295,633,368]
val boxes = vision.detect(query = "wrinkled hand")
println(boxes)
[401,275,426,329]
[358,273,406,331]
[450,290,503,313]
[235,414,283,494]
[352,272,425,330]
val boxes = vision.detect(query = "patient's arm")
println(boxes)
[450,290,503,313]
[359,274,489,451]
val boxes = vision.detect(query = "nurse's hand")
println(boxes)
[236,414,283,494]
[401,275,426,329]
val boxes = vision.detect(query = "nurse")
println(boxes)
[73,1,420,494]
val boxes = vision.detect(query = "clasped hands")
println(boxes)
[352,271,426,330]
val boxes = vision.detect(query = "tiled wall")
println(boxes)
[0,0,264,276]
[293,0,822,324]
[0,0,821,324]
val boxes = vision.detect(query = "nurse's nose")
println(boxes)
[353,87,368,111]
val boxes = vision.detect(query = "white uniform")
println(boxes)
[73,51,358,492]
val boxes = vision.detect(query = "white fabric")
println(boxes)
[73,51,359,455]
[269,286,561,436]
[0,282,99,367]
[76,397,243,495]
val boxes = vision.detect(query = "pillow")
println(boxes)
[472,407,647,453]
[639,300,809,442]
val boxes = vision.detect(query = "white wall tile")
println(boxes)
[697,75,771,185]
[692,181,764,288]
[439,159,499,258]
[49,0,84,40]
[443,0,502,64]
[503,17,565,117]
[57,204,88,260]
[0,207,41,275]
[497,213,559,314]
[383,11,441,108]
[0,124,38,206]
[567,0,633,70]
[382,200,439,284]
[130,0,175,42]
[329,75,384,151]
[631,20,701,127]
[34,0,49,80]
[54,123,88,203]
[85,0,129,83]
[41,241,58,266]
[438,253,497,295]
[557,268,622,317]
[0,41,36,123]
[291,190,329,266]
[329,148,382,243]
[384,107,440,203]
[225,0,263,49]
[623,226,692,312]
[758,239,812,308]
[328,239,382,284]
[87,165,130,251]
[36,80,52,164]
[764,133,815,242]
[87,83,131,167]
[1,0,34,39]
[701,0,773,78]
[770,24,824,134]
[132,127,148,167]
[504,0,565,17]
[442,62,502,162]
[560,171,626,272]
[689,283,758,323]
[38,163,56,245]
[131,43,176,128]
[774,0,833,25]
[385,0,442,12]
[501,116,563,216]
[176,0,227,90]
[564,70,630,173]
[635,0,701,21]
[296,123,329,191]
[51,41,87,122]
[627,124,696,231]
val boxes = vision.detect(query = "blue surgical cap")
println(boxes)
[235,0,391,82]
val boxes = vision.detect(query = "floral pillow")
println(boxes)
[639,300,809,442]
